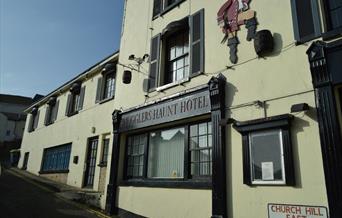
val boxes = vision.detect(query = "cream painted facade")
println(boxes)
[19,53,119,209]
[108,0,341,218]
[19,0,342,217]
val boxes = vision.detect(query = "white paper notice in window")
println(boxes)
[262,162,274,180]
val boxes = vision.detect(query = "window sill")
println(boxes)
[97,162,108,168]
[120,179,211,189]
[322,27,342,41]
[39,170,69,174]
[44,121,55,127]
[99,96,114,105]
[67,111,78,117]
[155,77,190,92]
[250,180,287,186]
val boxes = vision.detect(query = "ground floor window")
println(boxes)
[234,114,295,186]
[41,143,71,173]
[249,129,285,184]
[124,121,212,183]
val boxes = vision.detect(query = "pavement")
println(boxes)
[0,167,114,218]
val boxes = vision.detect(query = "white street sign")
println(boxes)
[268,204,328,218]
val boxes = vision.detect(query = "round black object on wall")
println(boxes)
[122,70,132,84]
[254,30,274,56]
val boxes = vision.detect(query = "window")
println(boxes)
[65,82,85,116]
[290,0,321,43]
[96,63,116,103]
[126,134,146,178]
[6,130,10,136]
[124,121,212,185]
[148,127,185,178]
[234,114,295,186]
[41,144,71,173]
[190,122,212,177]
[152,0,185,18]
[100,138,110,166]
[148,9,204,90]
[44,97,59,126]
[28,107,40,132]
[164,31,189,84]
[325,0,342,31]
[249,130,285,184]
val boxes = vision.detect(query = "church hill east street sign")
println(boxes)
[268,204,328,218]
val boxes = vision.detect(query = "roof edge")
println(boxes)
[24,51,119,113]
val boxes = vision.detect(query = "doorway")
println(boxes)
[83,137,98,188]
[22,152,29,170]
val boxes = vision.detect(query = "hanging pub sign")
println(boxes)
[119,88,211,132]
[268,204,328,218]
[217,0,258,64]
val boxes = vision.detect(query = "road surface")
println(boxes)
[0,169,101,218]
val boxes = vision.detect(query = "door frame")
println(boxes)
[83,136,99,188]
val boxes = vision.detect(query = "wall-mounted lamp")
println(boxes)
[128,54,135,60]
[128,54,149,65]
[291,103,310,113]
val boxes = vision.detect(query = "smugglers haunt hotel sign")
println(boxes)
[119,89,210,132]
[268,204,328,218]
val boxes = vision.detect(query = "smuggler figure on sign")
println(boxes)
[217,0,257,64]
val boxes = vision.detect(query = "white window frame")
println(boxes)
[248,129,286,185]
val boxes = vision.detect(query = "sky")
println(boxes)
[0,0,124,98]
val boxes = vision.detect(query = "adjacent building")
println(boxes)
[0,94,36,167]
[19,52,119,208]
[19,0,342,218]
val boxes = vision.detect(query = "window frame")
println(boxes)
[28,108,40,132]
[103,72,116,100]
[96,69,116,104]
[322,0,342,40]
[148,9,204,92]
[99,138,110,167]
[45,98,59,126]
[152,0,186,20]
[121,120,212,189]
[234,114,295,186]
[248,129,286,185]
[290,0,322,43]
[66,83,85,117]
[39,143,72,174]
[163,30,190,86]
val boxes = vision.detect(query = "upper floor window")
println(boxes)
[96,63,116,103]
[44,97,59,126]
[65,82,85,117]
[325,0,342,31]
[148,9,204,91]
[290,0,321,43]
[153,0,185,18]
[164,30,189,84]
[28,107,40,132]
[291,0,342,42]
